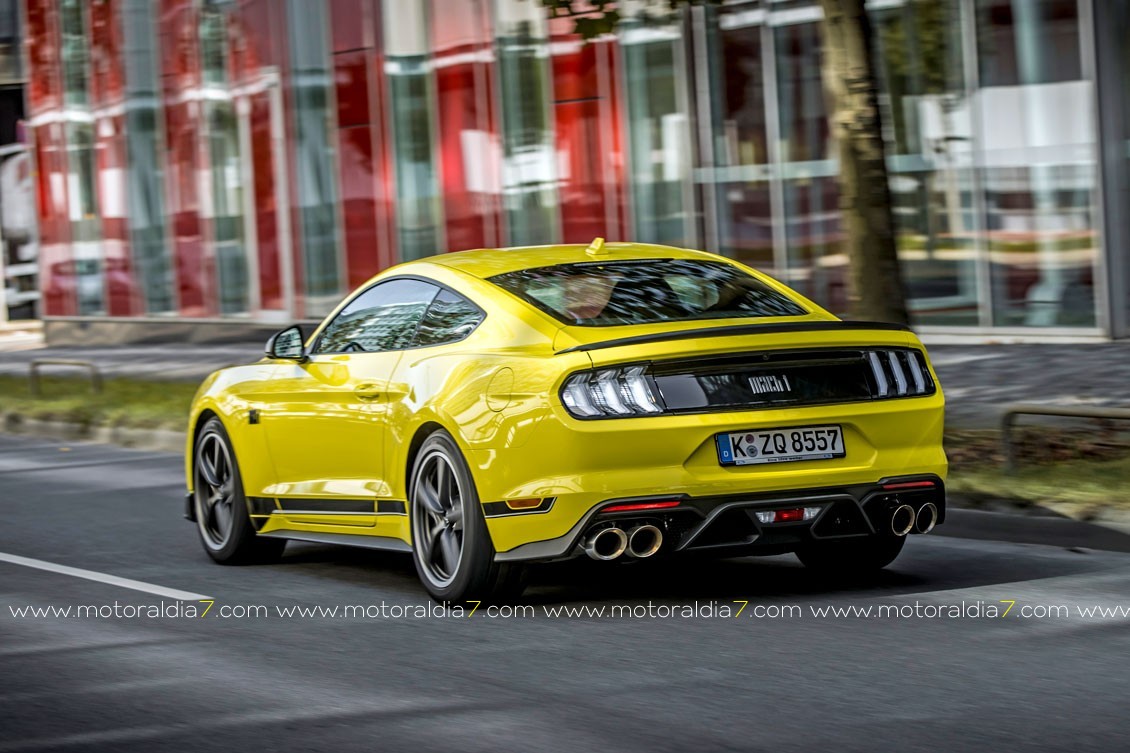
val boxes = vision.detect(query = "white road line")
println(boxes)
[0,552,211,601]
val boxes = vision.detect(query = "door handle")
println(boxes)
[354,383,385,401]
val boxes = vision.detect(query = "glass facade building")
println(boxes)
[19,0,1130,338]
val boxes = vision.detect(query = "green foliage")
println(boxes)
[0,376,198,430]
[945,428,1130,515]
[875,0,954,96]
[949,456,1130,515]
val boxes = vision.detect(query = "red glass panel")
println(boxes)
[229,0,291,312]
[98,126,139,316]
[89,0,125,106]
[430,0,500,252]
[159,0,210,317]
[335,49,370,129]
[330,0,366,53]
[249,92,283,311]
[90,0,138,315]
[338,125,381,287]
[327,0,397,287]
[33,124,76,316]
[550,22,628,244]
[24,0,61,113]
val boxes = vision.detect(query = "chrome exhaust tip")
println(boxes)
[626,525,663,559]
[584,527,628,561]
[890,504,916,537]
[913,502,938,534]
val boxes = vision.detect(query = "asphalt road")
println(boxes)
[2,436,1130,752]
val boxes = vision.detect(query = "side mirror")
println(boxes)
[266,325,307,361]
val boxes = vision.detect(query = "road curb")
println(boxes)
[1,412,184,453]
[937,508,1130,554]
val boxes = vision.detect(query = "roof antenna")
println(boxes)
[586,237,607,256]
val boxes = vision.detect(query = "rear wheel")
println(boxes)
[409,430,525,602]
[795,534,905,575]
[192,417,285,564]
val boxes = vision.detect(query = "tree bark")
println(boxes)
[818,0,909,324]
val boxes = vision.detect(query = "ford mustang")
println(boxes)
[185,239,946,601]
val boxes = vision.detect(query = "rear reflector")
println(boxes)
[882,481,936,490]
[601,500,681,514]
[505,498,544,511]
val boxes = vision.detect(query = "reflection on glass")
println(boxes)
[316,278,439,353]
[430,0,498,251]
[413,289,484,346]
[59,0,102,315]
[1094,0,1130,334]
[123,0,174,314]
[0,1,20,84]
[384,0,444,261]
[59,0,88,108]
[489,259,805,326]
[200,1,248,315]
[707,2,774,268]
[287,0,343,313]
[547,12,623,244]
[773,14,840,310]
[976,0,1097,326]
[494,0,558,246]
[621,0,693,246]
[871,0,979,325]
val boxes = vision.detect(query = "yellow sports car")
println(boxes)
[185,239,946,601]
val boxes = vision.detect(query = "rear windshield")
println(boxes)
[488,259,807,327]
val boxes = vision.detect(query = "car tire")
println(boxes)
[409,430,526,603]
[192,417,285,565]
[795,534,906,575]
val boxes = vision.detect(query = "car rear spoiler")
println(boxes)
[555,320,913,355]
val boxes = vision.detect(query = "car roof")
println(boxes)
[416,241,724,279]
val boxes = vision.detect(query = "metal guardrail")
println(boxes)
[29,359,103,397]
[1001,403,1130,472]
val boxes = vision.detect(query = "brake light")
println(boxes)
[882,481,936,490]
[601,500,681,513]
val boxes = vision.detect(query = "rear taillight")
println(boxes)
[561,365,665,418]
[866,349,934,398]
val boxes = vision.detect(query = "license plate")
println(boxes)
[716,425,845,466]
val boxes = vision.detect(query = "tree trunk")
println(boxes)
[818,0,909,324]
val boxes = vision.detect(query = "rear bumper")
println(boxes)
[476,391,946,555]
[494,474,945,563]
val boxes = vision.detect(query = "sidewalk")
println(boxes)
[2,336,1128,430]
[0,342,257,382]
[0,320,44,352]
[927,343,1130,428]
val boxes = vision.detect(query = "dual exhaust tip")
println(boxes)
[890,502,937,537]
[585,502,935,558]
[584,525,663,561]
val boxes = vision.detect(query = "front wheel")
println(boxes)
[795,534,906,575]
[192,417,285,564]
[409,430,525,602]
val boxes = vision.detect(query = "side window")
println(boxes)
[412,289,485,347]
[314,279,439,354]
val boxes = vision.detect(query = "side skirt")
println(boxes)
[257,530,412,553]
